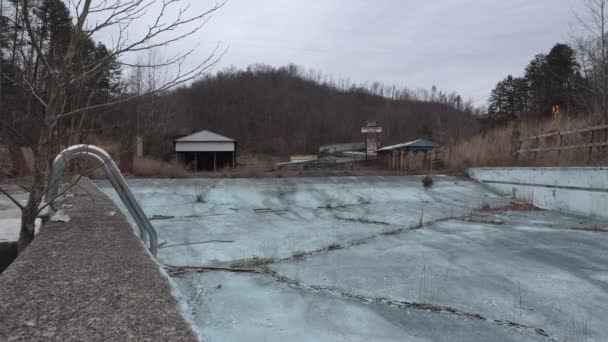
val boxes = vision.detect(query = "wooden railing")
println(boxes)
[516,124,608,162]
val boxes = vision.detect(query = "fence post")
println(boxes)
[515,140,522,162]
[604,127,608,161]
[557,133,563,164]
[448,145,451,166]
[588,130,595,164]
[534,137,539,161]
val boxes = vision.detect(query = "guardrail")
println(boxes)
[516,124,608,162]
[46,145,158,256]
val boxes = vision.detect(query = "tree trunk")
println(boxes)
[17,143,48,252]
[18,198,38,252]
[17,94,56,252]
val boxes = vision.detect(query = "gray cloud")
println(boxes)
[97,0,587,105]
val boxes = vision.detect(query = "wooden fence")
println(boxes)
[516,124,608,162]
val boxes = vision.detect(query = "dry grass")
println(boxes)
[132,157,189,178]
[444,114,607,172]
[237,155,266,177]
[194,187,206,202]
[209,153,278,178]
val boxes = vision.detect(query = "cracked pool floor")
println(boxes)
[98,176,608,342]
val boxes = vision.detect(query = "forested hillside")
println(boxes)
[154,65,480,155]
[0,1,480,162]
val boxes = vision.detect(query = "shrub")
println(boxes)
[133,157,189,178]
[422,175,433,189]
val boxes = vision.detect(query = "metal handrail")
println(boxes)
[46,144,158,257]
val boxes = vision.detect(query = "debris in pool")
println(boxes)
[159,240,235,249]
[230,257,273,268]
[461,216,506,225]
[50,210,71,223]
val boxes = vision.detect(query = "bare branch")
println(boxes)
[0,186,25,210]
[57,43,226,119]
[0,119,35,148]
[19,0,54,81]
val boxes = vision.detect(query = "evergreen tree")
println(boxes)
[524,54,547,116]
[488,43,581,123]
[544,43,579,115]
[487,75,528,122]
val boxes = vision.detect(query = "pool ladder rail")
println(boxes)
[46,144,158,257]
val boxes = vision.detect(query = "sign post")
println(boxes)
[362,120,382,160]
[552,105,560,121]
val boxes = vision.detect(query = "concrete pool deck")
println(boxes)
[98,175,608,342]
[0,179,197,341]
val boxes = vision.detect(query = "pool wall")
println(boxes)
[469,167,608,219]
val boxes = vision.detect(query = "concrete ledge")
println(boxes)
[0,178,197,341]
[468,167,608,219]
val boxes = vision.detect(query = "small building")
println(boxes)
[174,130,237,171]
[376,139,435,171]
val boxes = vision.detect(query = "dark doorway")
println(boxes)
[177,151,235,171]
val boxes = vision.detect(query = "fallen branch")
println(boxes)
[253,208,289,213]
[461,217,506,225]
[150,215,176,220]
[569,226,608,233]
[164,264,264,276]
[159,240,235,249]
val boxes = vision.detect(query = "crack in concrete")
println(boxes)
[271,214,471,266]
[568,226,608,233]
[261,268,558,341]
[163,201,561,340]
[316,199,371,210]
[332,214,391,225]
[166,264,558,342]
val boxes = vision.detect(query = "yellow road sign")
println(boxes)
[552,105,560,115]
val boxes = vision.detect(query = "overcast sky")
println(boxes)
[98,0,588,106]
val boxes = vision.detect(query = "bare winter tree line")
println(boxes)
[573,0,608,119]
[141,63,481,157]
[0,0,224,252]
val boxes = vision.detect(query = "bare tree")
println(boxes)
[127,47,177,156]
[5,0,225,252]
[574,0,608,120]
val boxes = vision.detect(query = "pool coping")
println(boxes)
[0,178,198,341]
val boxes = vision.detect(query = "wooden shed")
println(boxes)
[174,130,237,171]
[376,139,435,171]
